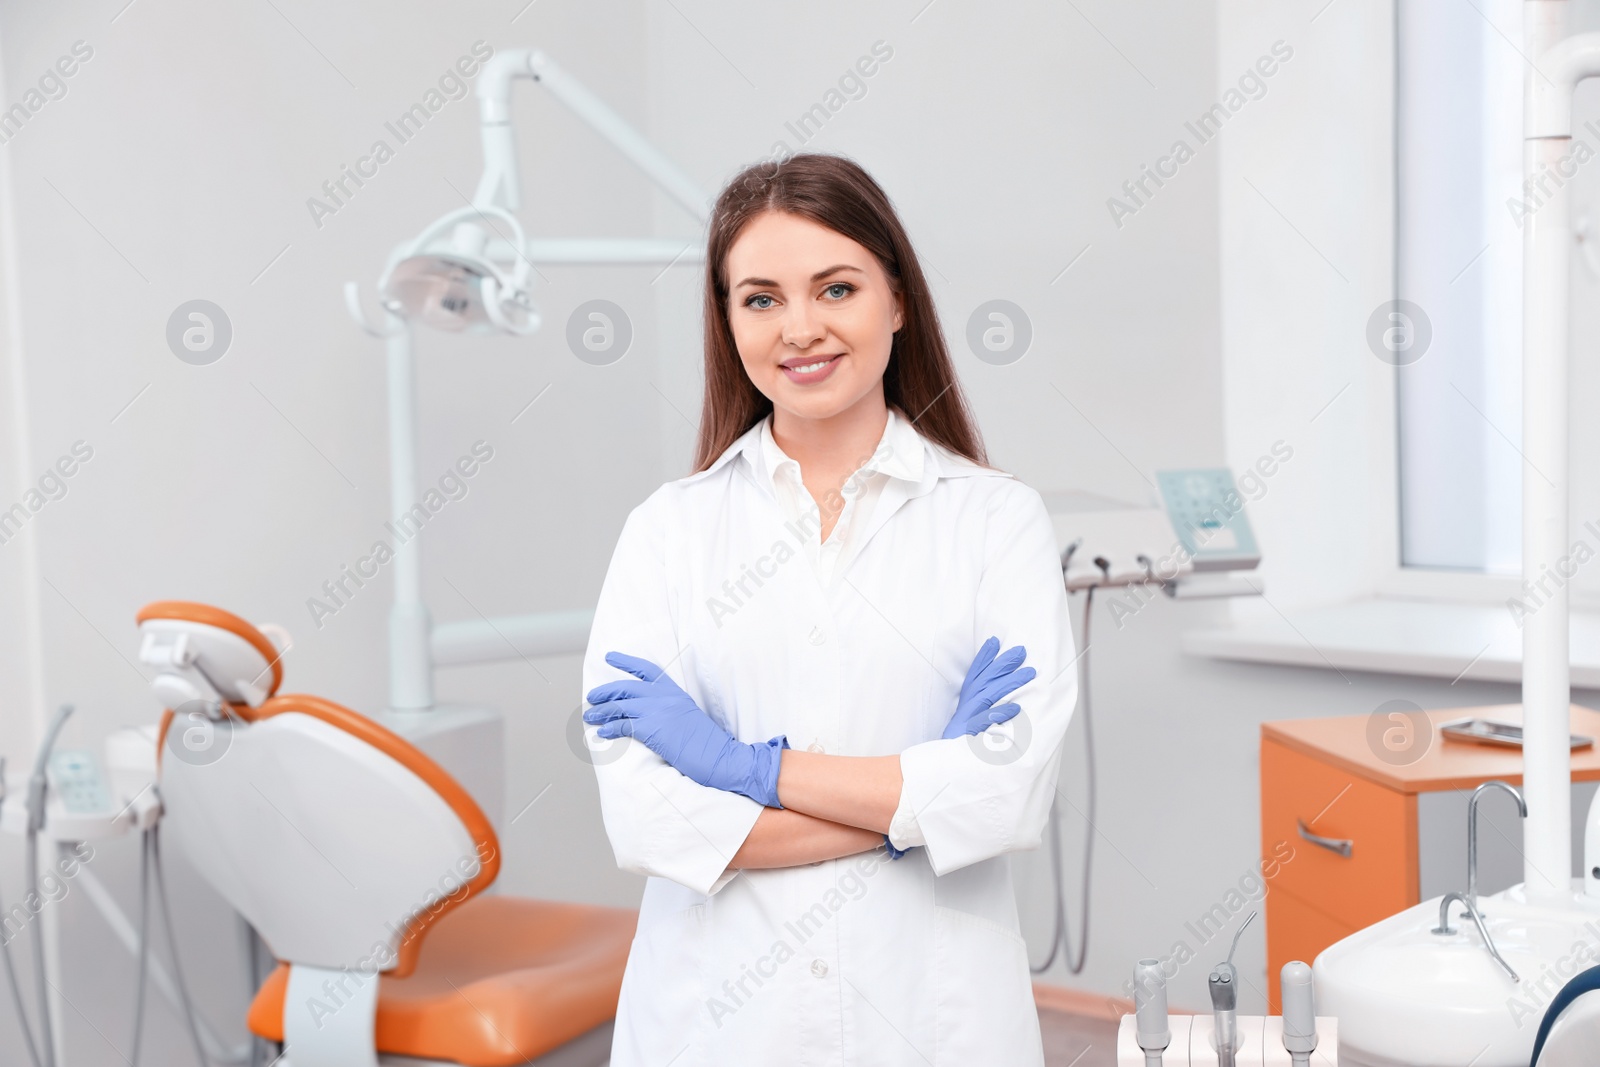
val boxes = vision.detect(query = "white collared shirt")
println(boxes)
[754,405,923,589]
[582,411,1078,1066]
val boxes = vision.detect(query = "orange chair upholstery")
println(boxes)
[248,895,637,1066]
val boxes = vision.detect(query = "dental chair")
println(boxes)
[137,601,635,1067]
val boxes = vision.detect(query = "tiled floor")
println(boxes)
[1038,1004,1119,1066]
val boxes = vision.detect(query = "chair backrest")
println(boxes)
[159,693,500,976]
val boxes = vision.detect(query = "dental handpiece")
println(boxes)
[1280,961,1317,1067]
[1208,962,1238,1067]
[1208,909,1255,1067]
[1133,958,1170,1066]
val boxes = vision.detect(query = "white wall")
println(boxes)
[0,1,667,1061]
[2,1,1595,1063]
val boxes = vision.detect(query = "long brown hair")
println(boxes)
[693,153,990,473]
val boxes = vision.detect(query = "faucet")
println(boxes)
[1466,780,1527,912]
[1432,891,1519,982]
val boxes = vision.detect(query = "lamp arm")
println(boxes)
[472,47,711,222]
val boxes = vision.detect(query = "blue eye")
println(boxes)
[746,294,775,309]
[825,283,854,299]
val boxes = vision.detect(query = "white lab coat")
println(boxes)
[581,411,1078,1066]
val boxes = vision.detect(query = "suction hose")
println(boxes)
[1032,580,1098,975]
[24,704,75,1067]
[153,826,210,1067]
[0,759,44,1067]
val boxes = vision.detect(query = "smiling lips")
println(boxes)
[779,353,843,384]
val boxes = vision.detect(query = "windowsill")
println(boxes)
[1183,596,1600,687]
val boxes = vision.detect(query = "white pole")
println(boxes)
[1521,133,1573,902]
[1518,0,1600,903]
[385,315,433,711]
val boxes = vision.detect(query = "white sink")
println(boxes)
[1314,886,1600,1067]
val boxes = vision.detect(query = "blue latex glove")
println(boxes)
[885,637,1035,859]
[583,651,788,808]
[942,635,1034,739]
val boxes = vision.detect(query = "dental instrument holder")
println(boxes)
[1134,958,1170,1066]
[1207,910,1256,1067]
[1116,950,1335,1065]
[1279,961,1316,1067]
[1043,491,1261,600]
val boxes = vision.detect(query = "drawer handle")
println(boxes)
[1297,818,1353,858]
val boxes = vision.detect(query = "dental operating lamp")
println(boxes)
[346,47,710,715]
[378,204,539,335]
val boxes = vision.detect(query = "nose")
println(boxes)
[779,301,825,351]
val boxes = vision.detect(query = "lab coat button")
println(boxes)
[810,959,828,978]
[808,626,825,645]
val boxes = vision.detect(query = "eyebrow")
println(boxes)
[732,264,866,290]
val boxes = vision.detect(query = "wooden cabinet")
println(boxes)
[1259,703,1600,1013]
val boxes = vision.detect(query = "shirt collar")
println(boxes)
[754,405,925,489]
[684,404,1010,488]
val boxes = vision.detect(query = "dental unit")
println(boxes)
[1310,2,1600,1064]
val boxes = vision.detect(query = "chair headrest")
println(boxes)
[136,601,287,709]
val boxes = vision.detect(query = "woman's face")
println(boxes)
[724,210,903,423]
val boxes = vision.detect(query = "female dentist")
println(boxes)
[581,153,1079,1066]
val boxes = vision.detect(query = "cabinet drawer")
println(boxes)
[1260,738,1417,931]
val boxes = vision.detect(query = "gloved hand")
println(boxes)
[943,635,1034,740]
[583,651,788,808]
[884,638,1035,860]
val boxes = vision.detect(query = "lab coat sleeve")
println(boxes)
[582,490,764,897]
[888,482,1078,875]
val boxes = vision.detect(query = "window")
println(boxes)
[1394,0,1524,574]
